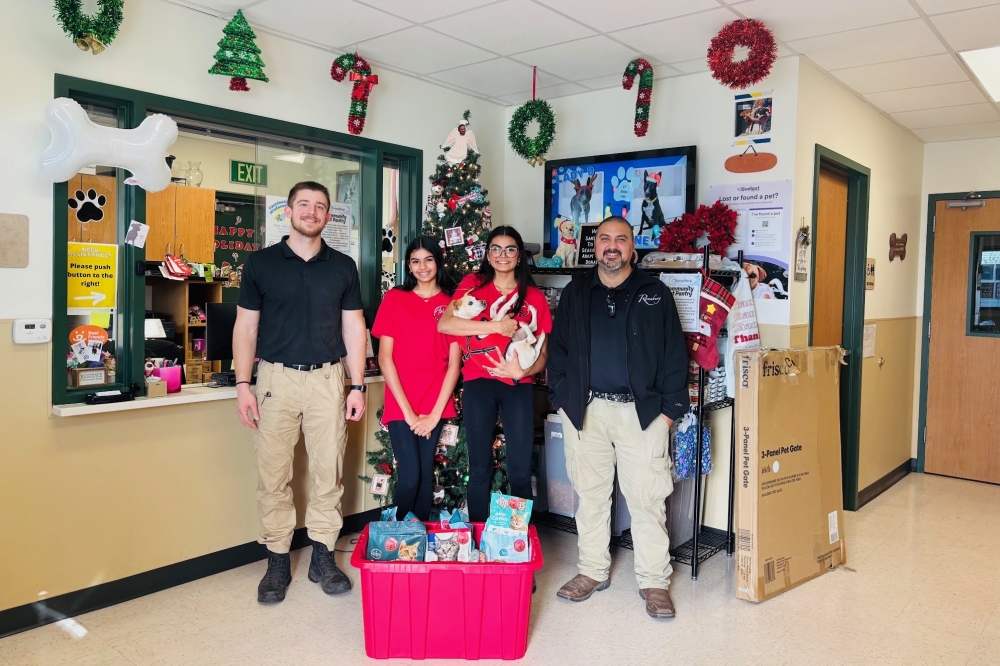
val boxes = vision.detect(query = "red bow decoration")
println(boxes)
[448,193,462,211]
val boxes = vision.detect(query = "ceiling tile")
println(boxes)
[891,103,999,129]
[501,82,590,105]
[246,0,411,48]
[534,0,721,33]
[831,54,968,93]
[670,58,710,74]
[356,26,495,74]
[356,0,499,23]
[171,0,249,13]
[864,82,987,113]
[510,36,641,80]
[429,59,564,97]
[610,8,739,64]
[428,0,595,56]
[931,5,1000,52]
[914,121,1000,141]
[736,0,917,41]
[789,20,945,71]
[579,74,630,90]
[914,0,1000,16]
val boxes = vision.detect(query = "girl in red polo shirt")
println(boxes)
[438,226,552,522]
[373,237,461,521]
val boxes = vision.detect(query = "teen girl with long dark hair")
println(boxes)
[437,226,552,522]
[372,236,461,520]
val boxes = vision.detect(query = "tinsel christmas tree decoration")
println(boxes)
[331,53,378,135]
[623,58,654,137]
[54,0,124,54]
[208,10,268,92]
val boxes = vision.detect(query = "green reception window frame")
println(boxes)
[51,75,422,405]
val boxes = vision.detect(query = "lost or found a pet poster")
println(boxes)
[709,180,792,325]
[660,273,702,333]
[734,91,773,145]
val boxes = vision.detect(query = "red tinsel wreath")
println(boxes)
[707,19,777,90]
[658,201,738,254]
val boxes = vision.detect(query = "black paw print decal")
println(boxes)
[381,270,394,297]
[382,227,396,255]
[68,189,106,223]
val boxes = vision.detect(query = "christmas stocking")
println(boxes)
[685,277,735,370]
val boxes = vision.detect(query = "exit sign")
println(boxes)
[230,160,267,186]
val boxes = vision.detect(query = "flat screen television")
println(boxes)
[543,146,696,257]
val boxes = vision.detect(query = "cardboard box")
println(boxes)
[735,347,848,603]
[146,377,167,398]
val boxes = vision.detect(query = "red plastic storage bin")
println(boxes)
[350,522,543,660]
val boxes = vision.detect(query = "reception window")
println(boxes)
[52,75,421,405]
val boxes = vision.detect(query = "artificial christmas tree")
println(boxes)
[208,10,268,92]
[423,111,492,285]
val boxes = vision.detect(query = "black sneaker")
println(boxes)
[308,541,352,595]
[257,551,291,604]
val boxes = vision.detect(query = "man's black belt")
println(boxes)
[588,390,635,404]
[284,362,335,372]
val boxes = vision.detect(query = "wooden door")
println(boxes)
[175,187,216,263]
[79,174,117,244]
[66,175,82,242]
[812,168,849,346]
[146,184,177,260]
[925,199,1000,483]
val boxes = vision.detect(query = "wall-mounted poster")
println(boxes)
[709,180,791,325]
[734,91,773,146]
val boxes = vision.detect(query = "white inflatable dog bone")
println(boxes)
[40,98,178,192]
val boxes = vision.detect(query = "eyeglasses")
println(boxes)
[606,290,616,318]
[489,245,519,258]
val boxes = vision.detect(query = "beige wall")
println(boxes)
[794,59,924,491]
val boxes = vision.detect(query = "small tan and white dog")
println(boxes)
[452,292,546,370]
[553,217,578,268]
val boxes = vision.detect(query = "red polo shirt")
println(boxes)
[372,288,458,423]
[454,274,553,385]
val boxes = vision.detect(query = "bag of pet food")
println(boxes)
[380,507,421,522]
[439,507,470,529]
[480,493,533,563]
[425,526,475,562]
[367,521,427,562]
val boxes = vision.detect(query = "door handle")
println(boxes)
[167,243,172,256]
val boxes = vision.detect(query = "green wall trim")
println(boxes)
[917,191,1000,473]
[51,74,422,405]
[808,144,871,512]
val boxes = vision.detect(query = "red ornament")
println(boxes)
[707,19,777,90]
[377,462,393,475]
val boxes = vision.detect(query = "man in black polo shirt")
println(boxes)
[546,217,689,619]
[233,181,367,604]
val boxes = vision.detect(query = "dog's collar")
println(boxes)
[561,237,577,247]
[645,196,658,204]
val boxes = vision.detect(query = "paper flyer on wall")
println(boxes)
[264,195,353,256]
[708,180,791,325]
[660,273,702,333]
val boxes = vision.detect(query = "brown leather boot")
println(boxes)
[640,588,675,618]
[556,574,610,602]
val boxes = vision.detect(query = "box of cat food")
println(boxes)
[351,522,543,660]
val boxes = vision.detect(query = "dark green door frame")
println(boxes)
[916,191,1000,472]
[807,145,870,511]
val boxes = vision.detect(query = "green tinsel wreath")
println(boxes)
[54,0,124,54]
[508,99,556,167]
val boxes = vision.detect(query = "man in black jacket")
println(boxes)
[547,217,689,619]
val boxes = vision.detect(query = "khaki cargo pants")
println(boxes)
[254,360,348,554]
[560,399,674,590]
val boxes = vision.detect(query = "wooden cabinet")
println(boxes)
[149,279,223,385]
[145,184,215,263]
[66,174,117,245]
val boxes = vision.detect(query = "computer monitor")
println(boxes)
[206,302,237,362]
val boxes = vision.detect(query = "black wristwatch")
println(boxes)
[350,384,367,394]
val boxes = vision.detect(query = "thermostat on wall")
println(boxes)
[13,319,52,344]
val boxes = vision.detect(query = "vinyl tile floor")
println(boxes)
[3,473,1000,666]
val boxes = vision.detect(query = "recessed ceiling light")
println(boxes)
[960,46,1000,103]
[273,153,305,164]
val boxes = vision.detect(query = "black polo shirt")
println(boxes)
[589,269,639,394]
[237,237,363,366]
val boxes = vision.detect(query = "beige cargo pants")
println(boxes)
[560,399,674,590]
[254,361,348,554]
